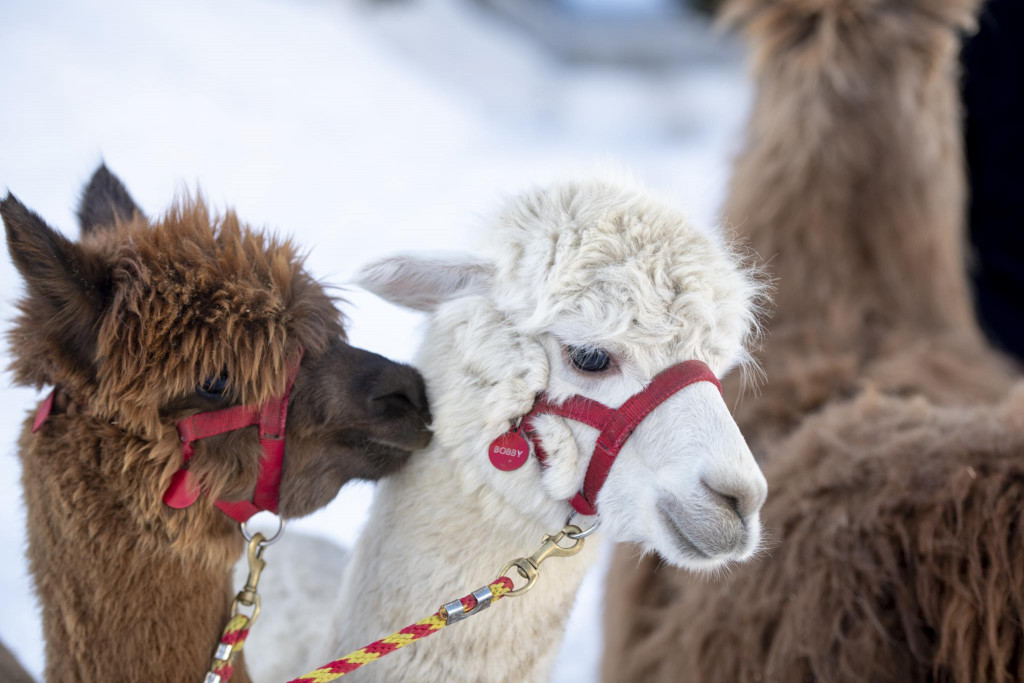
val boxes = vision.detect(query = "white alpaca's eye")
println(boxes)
[567,346,611,373]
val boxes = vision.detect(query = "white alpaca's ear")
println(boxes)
[356,252,495,312]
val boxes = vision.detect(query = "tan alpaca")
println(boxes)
[602,0,1024,681]
[2,165,431,683]
[0,640,33,683]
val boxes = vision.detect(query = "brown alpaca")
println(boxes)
[2,165,432,683]
[0,639,34,683]
[603,0,1024,681]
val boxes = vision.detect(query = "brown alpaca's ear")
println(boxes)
[77,163,145,234]
[2,193,110,373]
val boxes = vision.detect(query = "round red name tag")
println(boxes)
[488,430,530,471]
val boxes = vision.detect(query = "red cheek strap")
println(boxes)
[523,360,721,516]
[165,349,304,523]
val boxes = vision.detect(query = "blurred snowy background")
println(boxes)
[0,0,749,679]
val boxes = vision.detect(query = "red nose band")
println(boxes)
[495,360,721,517]
[163,349,305,523]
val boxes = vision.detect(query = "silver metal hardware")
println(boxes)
[442,586,495,625]
[564,512,600,539]
[240,513,286,546]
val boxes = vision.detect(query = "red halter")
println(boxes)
[163,349,305,523]
[489,360,721,516]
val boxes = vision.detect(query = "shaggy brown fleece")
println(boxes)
[607,388,1024,682]
[711,0,1018,457]
[602,0,1024,680]
[718,0,1017,437]
[0,640,34,683]
[2,166,431,683]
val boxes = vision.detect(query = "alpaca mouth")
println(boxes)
[658,502,712,560]
[337,422,432,451]
[657,497,747,561]
[366,428,432,452]
[361,441,414,472]
[336,431,427,473]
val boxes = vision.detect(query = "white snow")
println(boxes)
[0,0,749,679]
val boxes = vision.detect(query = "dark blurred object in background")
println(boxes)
[474,0,734,64]
[685,0,722,16]
[962,0,1024,363]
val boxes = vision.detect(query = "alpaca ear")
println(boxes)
[77,163,145,234]
[357,252,495,312]
[2,193,110,372]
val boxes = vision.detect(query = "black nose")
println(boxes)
[367,362,431,424]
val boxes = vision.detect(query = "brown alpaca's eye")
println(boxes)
[567,346,611,373]
[198,372,229,399]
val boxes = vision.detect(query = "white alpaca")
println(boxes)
[245,176,768,682]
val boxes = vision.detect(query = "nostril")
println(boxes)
[723,493,741,519]
[369,368,432,424]
[373,391,415,414]
[701,480,751,521]
[706,485,740,517]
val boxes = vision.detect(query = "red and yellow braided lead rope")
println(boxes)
[207,613,251,682]
[286,577,514,683]
[206,532,267,683]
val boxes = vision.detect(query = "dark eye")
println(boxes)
[197,372,229,399]
[567,346,611,373]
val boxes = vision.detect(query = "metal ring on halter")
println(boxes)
[564,512,600,539]
[240,515,286,546]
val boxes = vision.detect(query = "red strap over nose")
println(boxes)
[523,360,721,516]
[165,350,304,522]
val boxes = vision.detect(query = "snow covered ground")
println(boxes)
[0,0,749,679]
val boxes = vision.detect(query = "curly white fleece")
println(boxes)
[244,175,767,683]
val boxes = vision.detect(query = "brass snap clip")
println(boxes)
[230,532,267,626]
[498,525,586,597]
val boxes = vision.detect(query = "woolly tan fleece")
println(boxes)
[602,0,1024,680]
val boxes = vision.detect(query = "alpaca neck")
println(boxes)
[21,415,248,683]
[323,443,600,681]
[716,15,1013,448]
[727,30,977,349]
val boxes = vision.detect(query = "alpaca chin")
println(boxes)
[654,496,762,570]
